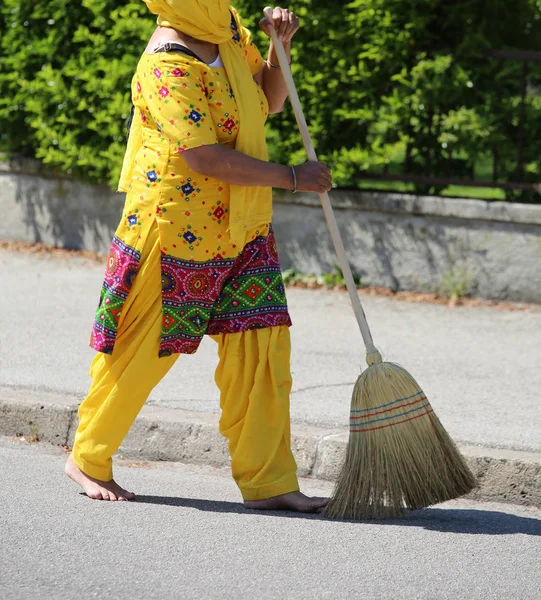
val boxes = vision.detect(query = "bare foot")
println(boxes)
[65,454,135,501]
[244,491,328,513]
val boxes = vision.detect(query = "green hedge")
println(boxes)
[0,0,154,185]
[2,0,541,200]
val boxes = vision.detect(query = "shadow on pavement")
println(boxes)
[134,495,324,520]
[134,495,541,534]
[385,507,541,536]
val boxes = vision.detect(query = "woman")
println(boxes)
[66,0,332,513]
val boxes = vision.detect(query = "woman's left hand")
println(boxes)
[259,7,300,42]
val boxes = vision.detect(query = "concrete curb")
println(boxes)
[1,386,540,509]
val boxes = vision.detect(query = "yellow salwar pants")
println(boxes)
[73,225,299,501]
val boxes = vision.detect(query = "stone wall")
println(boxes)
[1,157,540,302]
[0,158,122,254]
[272,190,541,303]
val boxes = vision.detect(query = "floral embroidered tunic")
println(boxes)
[90,10,291,357]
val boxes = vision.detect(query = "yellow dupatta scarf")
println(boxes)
[119,0,272,247]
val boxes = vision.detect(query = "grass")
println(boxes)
[356,178,506,200]
[354,152,520,201]
[439,263,474,301]
[282,267,365,290]
[441,185,505,200]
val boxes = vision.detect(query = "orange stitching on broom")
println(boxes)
[350,390,425,413]
[350,408,434,433]
[350,402,431,426]
[350,396,428,420]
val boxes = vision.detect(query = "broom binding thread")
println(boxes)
[366,348,383,366]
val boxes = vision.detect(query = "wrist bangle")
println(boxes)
[290,166,297,193]
[267,59,292,69]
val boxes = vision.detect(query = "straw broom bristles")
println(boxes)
[324,351,477,520]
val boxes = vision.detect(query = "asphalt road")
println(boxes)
[1,437,540,600]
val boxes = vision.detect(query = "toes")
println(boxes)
[115,486,136,501]
[66,460,133,502]
[112,484,135,501]
[294,495,330,513]
[86,489,103,500]
[101,489,115,501]
[115,489,129,501]
[118,493,135,501]
[85,481,135,502]
[306,498,329,513]
[85,487,122,501]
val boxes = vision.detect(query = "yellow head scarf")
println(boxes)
[120,0,272,247]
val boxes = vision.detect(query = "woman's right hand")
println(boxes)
[293,161,333,194]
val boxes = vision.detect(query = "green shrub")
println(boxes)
[282,266,365,289]
[2,0,541,200]
[0,0,154,186]
[241,0,541,200]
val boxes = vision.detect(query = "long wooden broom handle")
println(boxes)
[263,7,378,355]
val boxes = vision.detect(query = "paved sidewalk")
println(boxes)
[2,248,540,449]
[1,247,540,506]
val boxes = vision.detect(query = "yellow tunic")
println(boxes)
[90,10,291,357]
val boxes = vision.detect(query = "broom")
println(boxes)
[263,7,477,519]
